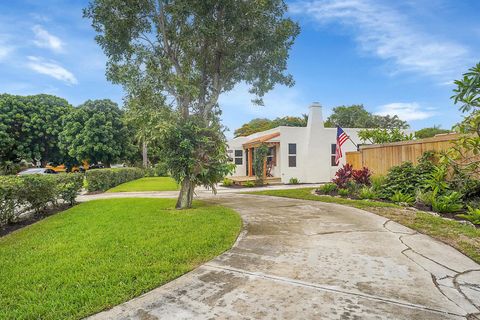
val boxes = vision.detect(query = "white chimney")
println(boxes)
[307,102,324,129]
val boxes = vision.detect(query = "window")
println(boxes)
[288,143,296,167]
[234,150,243,165]
[331,144,337,166]
[267,146,276,166]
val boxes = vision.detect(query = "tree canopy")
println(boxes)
[234,115,307,137]
[415,126,450,139]
[85,0,299,208]
[0,94,73,165]
[358,128,414,144]
[59,99,134,166]
[324,104,409,129]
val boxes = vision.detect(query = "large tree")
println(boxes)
[415,126,450,139]
[85,0,299,208]
[59,99,134,166]
[234,115,307,137]
[0,94,73,165]
[324,104,409,129]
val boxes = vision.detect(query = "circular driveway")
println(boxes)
[86,193,480,319]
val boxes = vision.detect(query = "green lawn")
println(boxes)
[0,198,241,320]
[107,177,179,192]
[248,188,480,264]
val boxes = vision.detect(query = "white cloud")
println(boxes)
[290,0,470,80]
[375,102,435,121]
[32,25,64,53]
[0,35,14,61]
[27,56,77,85]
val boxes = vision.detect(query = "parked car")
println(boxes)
[87,163,105,170]
[17,168,58,175]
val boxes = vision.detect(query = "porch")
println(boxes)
[243,132,281,180]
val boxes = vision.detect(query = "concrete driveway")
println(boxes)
[87,194,480,320]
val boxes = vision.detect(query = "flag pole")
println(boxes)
[335,124,359,150]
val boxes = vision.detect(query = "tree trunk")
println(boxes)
[142,140,148,168]
[176,177,195,209]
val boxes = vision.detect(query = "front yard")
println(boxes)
[249,188,480,264]
[106,177,179,192]
[0,198,241,319]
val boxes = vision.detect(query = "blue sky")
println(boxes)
[1,0,479,138]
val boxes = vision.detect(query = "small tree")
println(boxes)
[253,144,269,185]
[85,0,300,208]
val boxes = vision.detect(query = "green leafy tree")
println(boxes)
[234,115,308,137]
[59,99,134,166]
[415,126,450,139]
[358,128,414,144]
[449,62,480,175]
[0,94,73,165]
[324,104,409,129]
[85,0,299,208]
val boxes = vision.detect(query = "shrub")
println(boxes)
[0,174,84,226]
[390,191,415,205]
[432,192,463,213]
[359,187,377,200]
[55,173,84,205]
[22,175,58,213]
[382,162,418,199]
[338,188,349,197]
[222,178,233,187]
[244,181,255,187]
[144,162,169,177]
[318,183,337,194]
[0,176,24,225]
[352,167,372,186]
[332,164,353,188]
[85,167,144,192]
[457,207,480,225]
[289,177,299,184]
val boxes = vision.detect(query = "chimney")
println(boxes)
[307,102,324,129]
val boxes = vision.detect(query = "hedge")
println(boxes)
[0,173,84,226]
[85,167,144,192]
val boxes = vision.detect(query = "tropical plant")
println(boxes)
[415,190,434,208]
[358,128,414,144]
[289,177,299,184]
[338,188,349,197]
[244,181,255,188]
[431,192,463,213]
[84,0,300,209]
[370,175,386,192]
[457,206,480,225]
[422,165,449,197]
[332,163,354,188]
[382,162,418,198]
[359,187,377,200]
[318,183,337,194]
[352,167,372,186]
[222,178,233,187]
[390,191,415,205]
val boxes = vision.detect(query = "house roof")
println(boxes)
[242,132,280,149]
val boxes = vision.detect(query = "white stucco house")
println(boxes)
[226,103,366,184]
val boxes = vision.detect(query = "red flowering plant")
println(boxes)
[332,164,354,189]
[352,167,372,186]
[333,164,372,188]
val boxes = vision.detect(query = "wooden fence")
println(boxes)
[346,133,459,176]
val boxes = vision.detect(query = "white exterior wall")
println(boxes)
[227,104,367,183]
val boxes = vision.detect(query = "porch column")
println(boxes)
[263,158,267,179]
[248,147,253,177]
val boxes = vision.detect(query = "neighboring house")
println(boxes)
[227,103,366,184]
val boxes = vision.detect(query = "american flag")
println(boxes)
[335,126,349,165]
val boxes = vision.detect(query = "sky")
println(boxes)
[0,0,479,138]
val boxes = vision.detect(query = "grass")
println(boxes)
[0,198,241,320]
[107,177,179,192]
[248,188,480,264]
